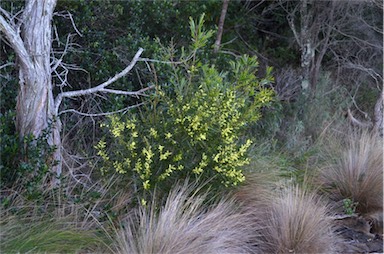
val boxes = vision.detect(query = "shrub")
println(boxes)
[0,114,57,201]
[96,15,274,198]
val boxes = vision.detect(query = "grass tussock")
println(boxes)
[256,186,338,254]
[115,182,257,254]
[236,180,338,254]
[319,130,383,214]
[0,215,105,253]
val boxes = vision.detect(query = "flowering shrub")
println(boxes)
[96,15,274,198]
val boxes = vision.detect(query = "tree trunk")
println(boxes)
[16,0,56,139]
[299,0,314,96]
[214,0,229,53]
[1,0,61,183]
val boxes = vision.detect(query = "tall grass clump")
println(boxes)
[0,214,105,253]
[236,181,338,254]
[257,186,338,253]
[114,182,256,254]
[318,130,383,214]
[0,172,129,253]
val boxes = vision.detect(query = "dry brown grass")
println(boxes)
[254,186,338,254]
[115,182,257,254]
[319,130,383,214]
[235,172,340,254]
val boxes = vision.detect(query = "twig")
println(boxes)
[101,87,152,97]
[347,108,372,128]
[54,11,83,37]
[0,62,14,69]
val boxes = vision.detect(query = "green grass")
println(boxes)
[0,215,106,253]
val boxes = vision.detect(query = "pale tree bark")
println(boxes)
[1,0,56,139]
[0,0,150,185]
[286,0,316,96]
[1,0,60,183]
[214,0,229,53]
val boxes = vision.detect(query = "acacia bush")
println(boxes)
[96,15,274,200]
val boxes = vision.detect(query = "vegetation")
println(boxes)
[250,186,338,254]
[0,0,382,253]
[96,16,274,200]
[318,130,383,215]
[114,182,256,254]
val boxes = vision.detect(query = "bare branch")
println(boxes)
[287,14,301,46]
[347,108,372,128]
[54,11,83,37]
[101,86,153,97]
[51,34,72,72]
[345,62,382,87]
[0,7,12,23]
[139,56,193,65]
[0,62,15,69]
[0,13,32,71]
[59,103,145,117]
[54,48,146,114]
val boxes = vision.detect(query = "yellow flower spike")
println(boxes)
[168,164,176,171]
[165,132,173,139]
[111,122,124,138]
[143,180,150,190]
[129,141,136,151]
[125,120,136,130]
[160,151,172,161]
[132,131,138,138]
[96,140,106,149]
[149,128,158,138]
[192,167,203,174]
[214,166,223,173]
[142,147,154,161]
[173,153,183,162]
[135,160,142,172]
